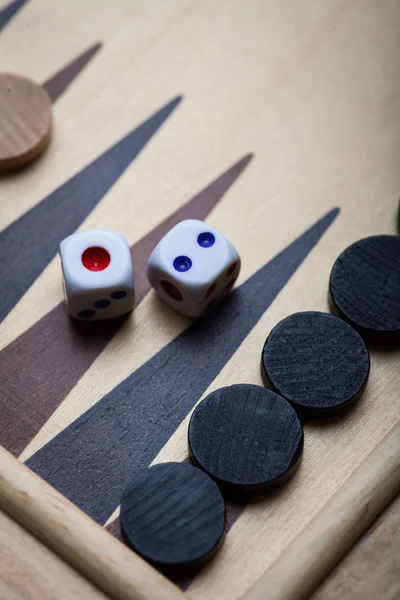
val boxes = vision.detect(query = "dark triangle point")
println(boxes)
[0,95,182,323]
[0,0,27,32]
[43,42,103,103]
[0,152,251,457]
[26,206,340,524]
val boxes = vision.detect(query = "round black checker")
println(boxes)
[329,235,400,340]
[188,384,303,494]
[261,312,370,418]
[120,462,225,573]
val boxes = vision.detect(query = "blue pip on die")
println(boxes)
[147,219,241,317]
[60,230,135,320]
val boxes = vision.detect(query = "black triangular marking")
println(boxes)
[0,96,182,322]
[0,0,27,32]
[43,43,102,103]
[27,208,340,524]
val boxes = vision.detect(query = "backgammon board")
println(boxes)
[0,1,399,599]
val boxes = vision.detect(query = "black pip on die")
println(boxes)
[59,230,135,320]
[147,219,241,317]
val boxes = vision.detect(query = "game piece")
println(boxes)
[60,230,135,320]
[329,235,400,340]
[147,219,240,317]
[0,72,52,172]
[120,462,226,573]
[188,384,303,494]
[261,311,370,418]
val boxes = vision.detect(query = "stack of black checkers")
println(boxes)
[120,233,400,575]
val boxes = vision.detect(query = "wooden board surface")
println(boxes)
[0,509,110,600]
[0,0,399,599]
[312,493,400,600]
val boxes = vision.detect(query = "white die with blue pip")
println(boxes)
[60,230,135,320]
[147,219,241,317]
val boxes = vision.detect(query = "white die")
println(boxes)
[60,230,135,321]
[147,219,240,317]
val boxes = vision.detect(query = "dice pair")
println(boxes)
[60,220,240,320]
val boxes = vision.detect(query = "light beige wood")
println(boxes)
[0,1,400,600]
[0,72,52,171]
[312,493,400,600]
[0,447,187,600]
[0,509,110,600]
[242,422,400,600]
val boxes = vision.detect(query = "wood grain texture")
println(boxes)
[26,209,336,524]
[188,384,303,494]
[106,494,248,592]
[0,0,27,33]
[121,463,225,573]
[312,493,400,600]
[43,42,102,103]
[1,0,400,599]
[0,509,110,600]
[0,72,52,171]
[261,312,370,418]
[0,96,181,323]
[329,235,400,339]
[0,447,187,600]
[0,154,251,458]
[242,422,400,600]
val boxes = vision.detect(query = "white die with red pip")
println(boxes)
[147,219,240,317]
[60,230,135,320]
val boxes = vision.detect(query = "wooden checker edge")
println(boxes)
[0,72,52,171]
